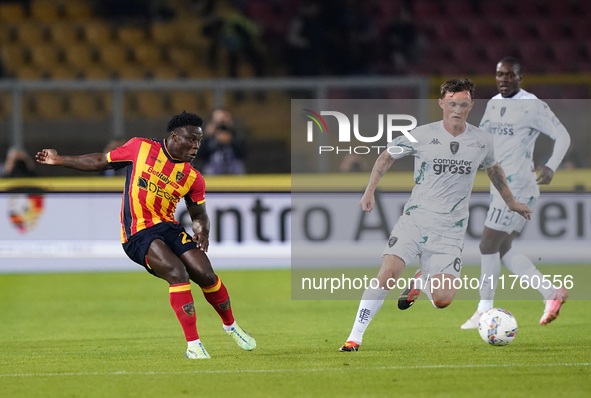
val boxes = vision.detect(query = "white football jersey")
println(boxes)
[479,89,570,195]
[387,121,495,237]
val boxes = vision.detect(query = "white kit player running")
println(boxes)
[460,57,571,329]
[340,78,531,352]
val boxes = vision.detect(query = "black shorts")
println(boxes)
[122,222,197,275]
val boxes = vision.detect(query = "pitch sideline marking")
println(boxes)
[0,362,589,378]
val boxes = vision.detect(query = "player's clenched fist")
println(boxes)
[36,149,60,165]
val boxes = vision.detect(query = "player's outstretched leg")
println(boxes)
[461,252,501,329]
[169,283,210,359]
[398,269,423,310]
[540,287,568,325]
[201,276,256,350]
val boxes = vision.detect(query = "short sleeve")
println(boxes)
[184,172,206,207]
[387,134,418,160]
[107,138,139,169]
[529,100,567,140]
[480,135,496,169]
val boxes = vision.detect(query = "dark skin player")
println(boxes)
[480,61,553,257]
[35,126,217,288]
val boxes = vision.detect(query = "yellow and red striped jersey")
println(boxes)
[107,137,205,243]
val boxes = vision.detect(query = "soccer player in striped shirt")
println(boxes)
[36,111,255,359]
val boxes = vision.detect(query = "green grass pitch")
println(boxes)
[1,268,590,397]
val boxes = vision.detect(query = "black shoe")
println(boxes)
[339,341,360,352]
[398,270,422,310]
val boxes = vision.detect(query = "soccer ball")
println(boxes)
[478,308,518,346]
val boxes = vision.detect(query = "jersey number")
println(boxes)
[179,231,193,244]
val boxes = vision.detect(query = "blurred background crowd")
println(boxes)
[1,0,590,176]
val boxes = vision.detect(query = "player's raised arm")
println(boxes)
[188,202,210,252]
[360,150,395,212]
[36,149,111,172]
[485,162,532,220]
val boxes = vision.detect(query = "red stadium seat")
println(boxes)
[412,0,441,19]
[480,1,510,18]
[570,19,591,40]
[513,0,543,17]
[430,20,468,42]
[545,0,576,18]
[548,40,584,63]
[498,19,536,40]
[514,41,550,71]
[482,41,515,63]
[442,0,475,18]
[466,19,498,41]
[449,42,482,64]
[535,19,568,41]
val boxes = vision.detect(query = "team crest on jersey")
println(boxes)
[450,141,459,154]
[500,107,506,117]
[388,236,398,247]
[175,171,185,182]
[182,302,196,317]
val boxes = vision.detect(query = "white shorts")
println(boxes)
[484,193,538,234]
[383,213,463,279]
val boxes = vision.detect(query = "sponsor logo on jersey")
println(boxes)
[490,122,514,135]
[429,138,441,145]
[450,141,459,154]
[432,158,473,175]
[467,140,485,149]
[137,176,180,203]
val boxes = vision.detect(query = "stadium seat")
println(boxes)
[83,66,113,80]
[175,20,208,47]
[31,1,59,22]
[63,2,93,20]
[549,41,584,64]
[167,46,199,70]
[30,45,62,69]
[0,92,11,120]
[67,92,104,119]
[513,0,543,17]
[133,43,164,68]
[49,22,81,46]
[98,44,131,68]
[412,0,440,19]
[535,19,568,41]
[465,20,498,41]
[514,41,551,72]
[117,26,146,46]
[0,3,25,22]
[546,0,576,18]
[15,23,48,46]
[441,0,476,18]
[498,19,536,40]
[449,42,482,64]
[170,91,200,114]
[479,1,510,18]
[571,19,591,41]
[136,91,167,119]
[116,66,147,80]
[15,66,44,80]
[32,92,66,119]
[430,20,468,42]
[64,44,95,69]
[0,45,26,75]
[184,64,214,79]
[83,22,113,45]
[49,65,79,80]
[150,22,178,46]
[482,40,515,63]
[0,24,11,44]
[151,66,181,80]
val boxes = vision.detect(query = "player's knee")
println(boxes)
[479,239,499,255]
[164,266,190,284]
[193,270,217,287]
[433,299,452,309]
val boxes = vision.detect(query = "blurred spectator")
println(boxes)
[381,7,420,74]
[198,124,246,175]
[2,147,37,178]
[204,108,235,138]
[285,1,323,76]
[221,9,265,79]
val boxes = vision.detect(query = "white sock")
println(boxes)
[417,272,436,308]
[223,321,237,332]
[346,287,389,344]
[187,338,202,348]
[502,248,556,299]
[477,253,501,313]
